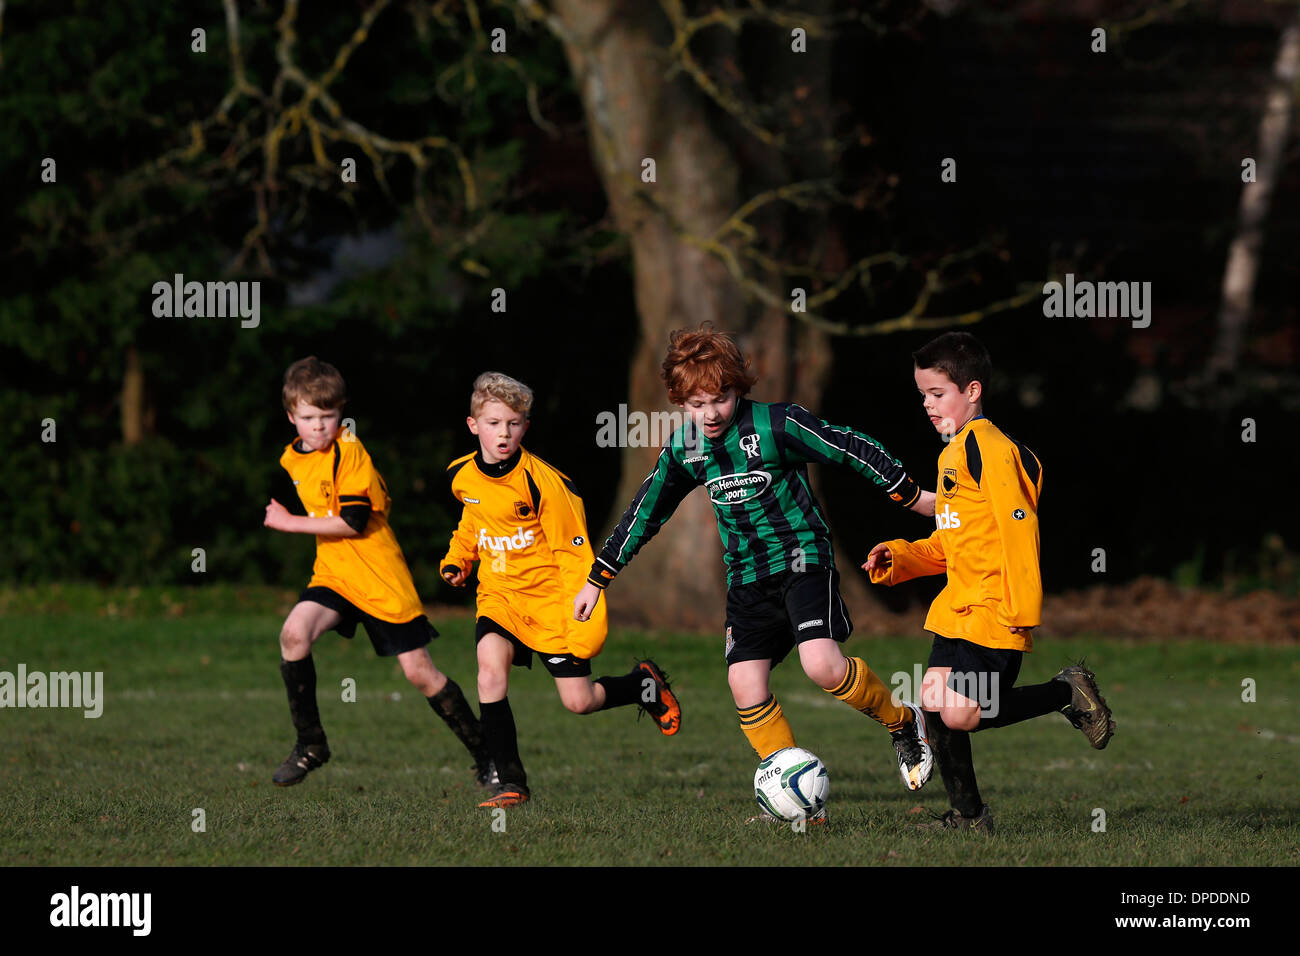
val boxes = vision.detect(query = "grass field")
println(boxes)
[2,591,1297,866]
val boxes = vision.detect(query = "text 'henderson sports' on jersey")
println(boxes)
[443,447,609,659]
[279,433,424,623]
[588,398,923,589]
[868,417,1043,652]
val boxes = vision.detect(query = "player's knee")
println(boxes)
[477,669,508,699]
[800,657,842,690]
[400,657,438,695]
[279,623,311,657]
[942,707,981,732]
[561,695,589,715]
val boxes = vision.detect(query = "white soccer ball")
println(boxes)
[753,747,829,821]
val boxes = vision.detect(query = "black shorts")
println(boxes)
[475,616,592,678]
[724,565,852,667]
[926,633,1022,712]
[299,586,437,658]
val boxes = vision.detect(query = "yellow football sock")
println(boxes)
[828,656,909,731]
[737,695,796,759]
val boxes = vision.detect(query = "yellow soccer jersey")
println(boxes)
[442,447,609,659]
[279,433,424,623]
[869,417,1043,651]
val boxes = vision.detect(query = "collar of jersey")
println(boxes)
[292,438,331,455]
[474,446,522,478]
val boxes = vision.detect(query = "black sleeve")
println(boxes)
[339,495,371,534]
[777,403,922,507]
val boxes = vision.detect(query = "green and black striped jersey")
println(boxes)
[588,398,923,589]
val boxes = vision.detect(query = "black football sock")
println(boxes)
[594,671,644,711]
[280,656,326,746]
[427,679,490,763]
[972,679,1072,731]
[925,709,983,817]
[480,697,527,787]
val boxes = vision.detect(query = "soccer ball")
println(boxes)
[753,747,829,821]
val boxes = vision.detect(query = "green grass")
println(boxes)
[1,605,1297,866]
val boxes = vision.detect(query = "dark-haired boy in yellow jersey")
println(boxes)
[866,332,1115,833]
[440,372,682,809]
[263,357,493,788]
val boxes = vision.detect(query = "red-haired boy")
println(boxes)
[574,327,938,818]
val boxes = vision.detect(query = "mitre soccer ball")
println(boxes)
[753,747,829,821]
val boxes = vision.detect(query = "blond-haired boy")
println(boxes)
[441,372,681,808]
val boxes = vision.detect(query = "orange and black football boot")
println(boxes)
[478,782,530,808]
[636,659,682,736]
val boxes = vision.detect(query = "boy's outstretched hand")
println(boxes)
[573,582,602,622]
[441,564,468,587]
[264,498,292,531]
[863,542,892,574]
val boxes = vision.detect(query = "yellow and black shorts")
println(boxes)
[300,586,437,657]
[475,616,591,678]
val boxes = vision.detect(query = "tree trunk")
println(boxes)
[1209,11,1300,377]
[547,1,883,630]
[121,345,145,446]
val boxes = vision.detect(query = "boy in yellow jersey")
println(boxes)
[440,372,682,809]
[866,332,1115,832]
[264,357,493,788]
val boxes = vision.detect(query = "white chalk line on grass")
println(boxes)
[112,689,407,701]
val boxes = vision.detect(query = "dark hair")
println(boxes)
[912,332,992,392]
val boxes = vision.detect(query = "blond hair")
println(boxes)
[470,371,533,418]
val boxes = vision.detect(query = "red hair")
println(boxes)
[660,324,757,405]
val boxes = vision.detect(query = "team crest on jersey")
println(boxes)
[941,468,958,499]
[739,433,761,459]
[319,479,332,500]
[513,500,532,519]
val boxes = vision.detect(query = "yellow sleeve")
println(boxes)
[335,437,389,508]
[985,448,1042,627]
[867,532,947,586]
[534,464,608,659]
[442,505,479,577]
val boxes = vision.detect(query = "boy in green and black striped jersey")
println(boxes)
[573,327,939,811]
